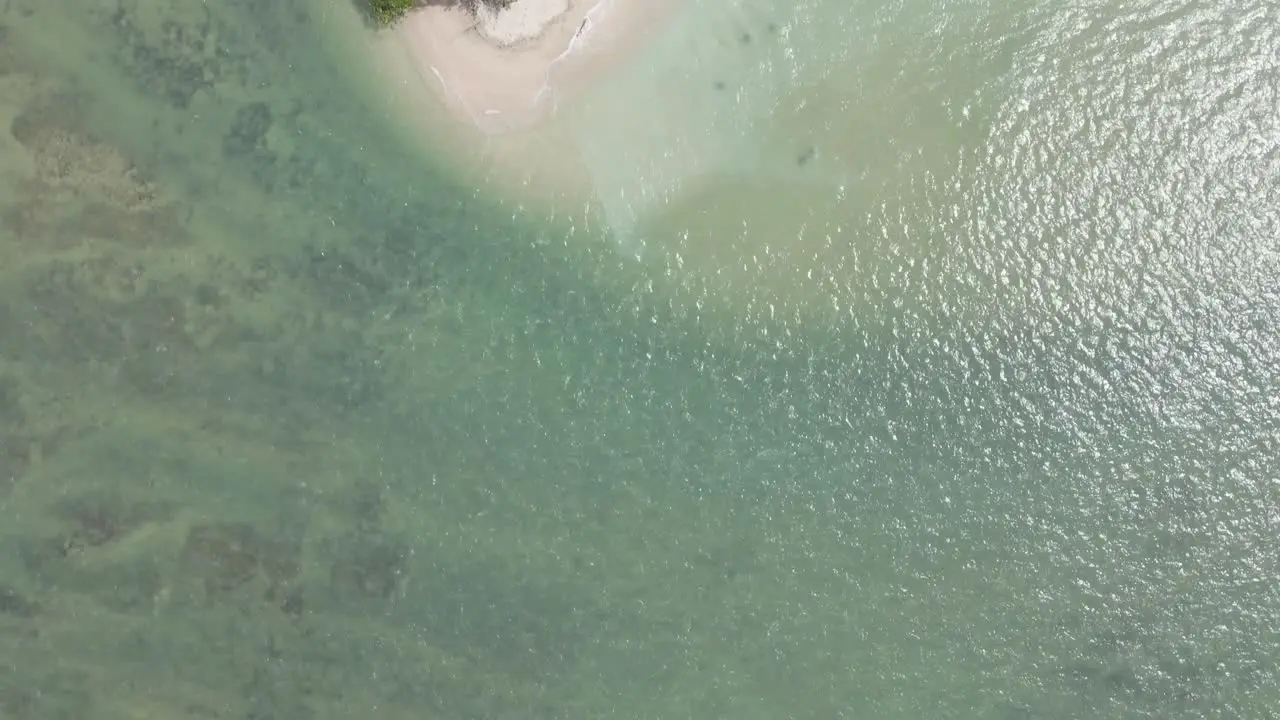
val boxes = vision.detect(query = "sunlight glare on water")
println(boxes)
[0,0,1277,716]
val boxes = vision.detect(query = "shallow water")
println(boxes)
[1,0,1278,717]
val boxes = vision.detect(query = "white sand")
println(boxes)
[475,0,569,46]
[394,0,679,135]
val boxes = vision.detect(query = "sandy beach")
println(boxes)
[395,0,679,135]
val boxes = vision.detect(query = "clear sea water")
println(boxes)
[0,0,1277,717]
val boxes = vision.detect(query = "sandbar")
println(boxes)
[394,0,679,135]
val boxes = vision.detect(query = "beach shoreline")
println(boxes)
[392,0,679,135]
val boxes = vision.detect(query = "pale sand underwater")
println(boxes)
[374,0,914,323]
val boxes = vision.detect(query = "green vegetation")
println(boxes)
[368,0,417,25]
[365,0,516,26]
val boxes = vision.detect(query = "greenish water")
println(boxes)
[1,0,1278,718]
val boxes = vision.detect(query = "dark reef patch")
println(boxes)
[223,101,273,157]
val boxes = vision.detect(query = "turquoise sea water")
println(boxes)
[1,0,1278,717]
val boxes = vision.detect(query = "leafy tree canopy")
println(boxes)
[367,0,515,27]
[368,0,416,25]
